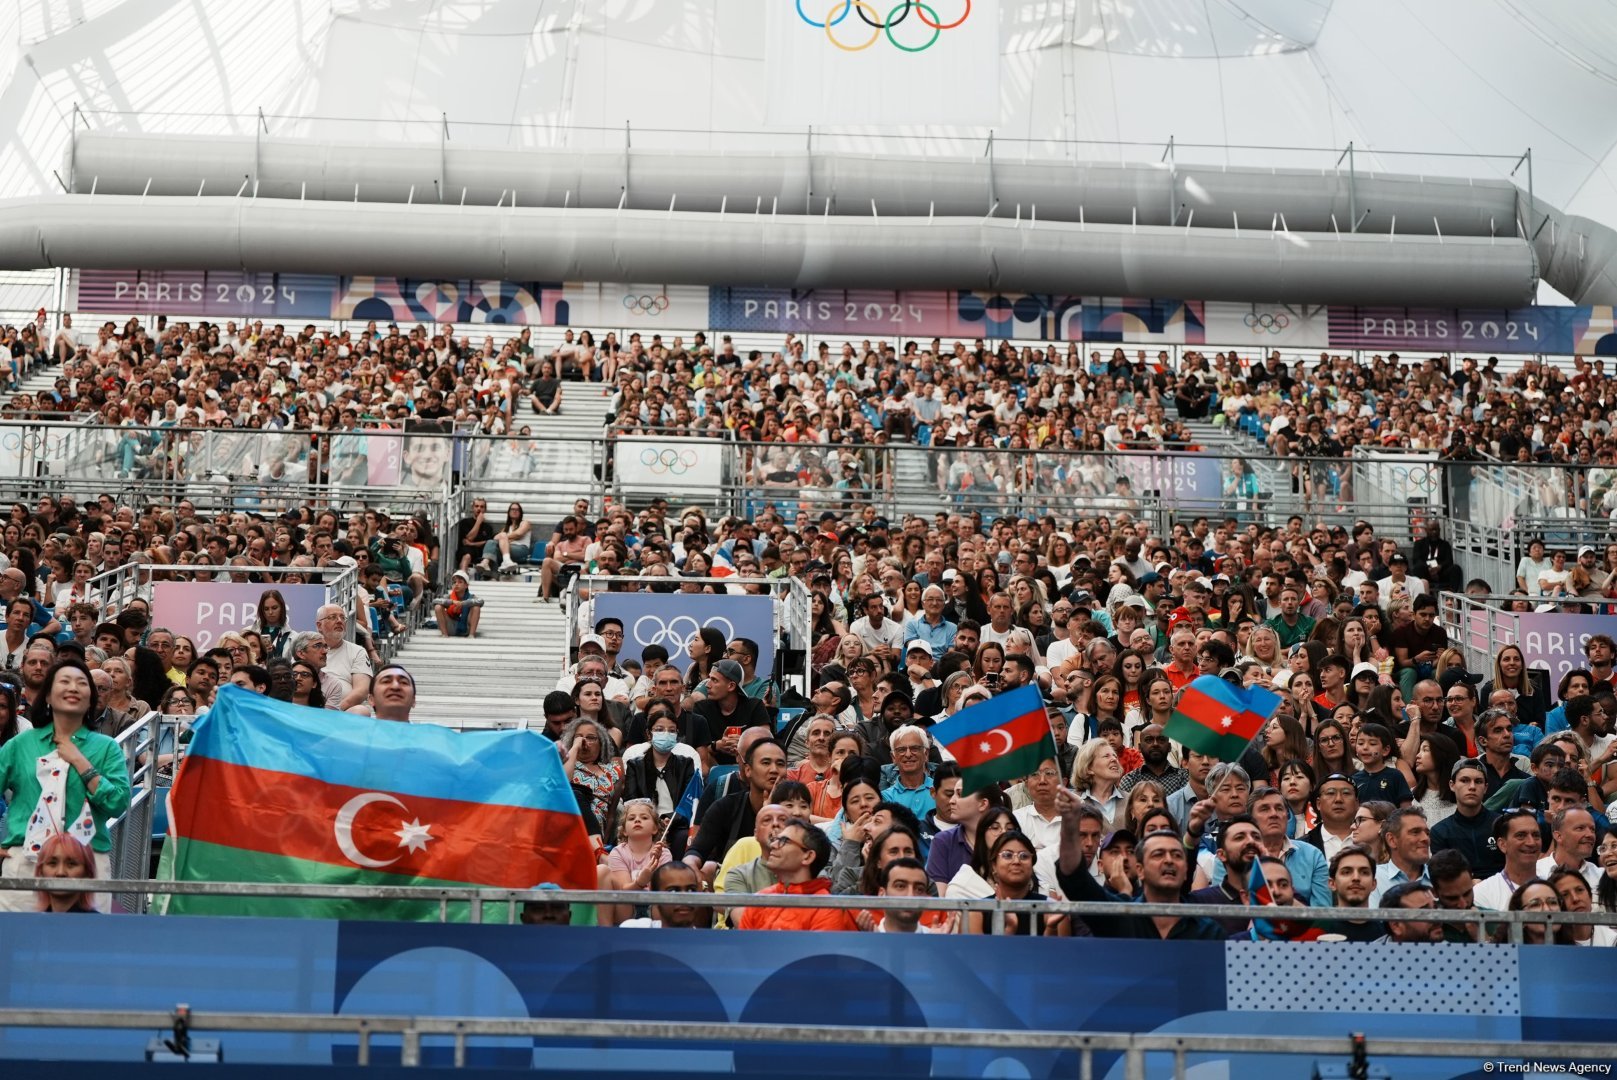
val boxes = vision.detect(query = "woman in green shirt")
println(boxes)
[0,658,131,911]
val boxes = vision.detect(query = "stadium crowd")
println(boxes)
[1,313,1616,938]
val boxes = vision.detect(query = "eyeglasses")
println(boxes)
[996,850,1034,864]
[893,745,925,757]
[767,834,808,852]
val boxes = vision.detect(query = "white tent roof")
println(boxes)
[3,0,1615,233]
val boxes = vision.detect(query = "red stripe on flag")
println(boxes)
[945,709,1052,770]
[1176,685,1265,742]
[173,756,596,889]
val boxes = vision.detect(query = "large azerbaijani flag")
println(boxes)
[930,685,1057,793]
[1166,675,1283,762]
[164,685,597,920]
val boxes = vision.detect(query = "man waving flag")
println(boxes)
[930,685,1057,792]
[164,685,596,920]
[1166,675,1283,763]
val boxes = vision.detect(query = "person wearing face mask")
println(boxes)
[621,704,703,859]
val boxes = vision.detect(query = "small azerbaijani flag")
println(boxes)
[1166,675,1283,763]
[930,685,1058,793]
[1248,856,1324,942]
[165,685,597,920]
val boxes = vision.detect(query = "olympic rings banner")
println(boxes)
[614,436,726,499]
[591,592,777,676]
[765,0,1000,127]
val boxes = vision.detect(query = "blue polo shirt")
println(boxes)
[880,776,935,821]
[901,614,957,660]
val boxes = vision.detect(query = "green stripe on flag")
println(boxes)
[1165,712,1252,763]
[958,734,1056,794]
[165,838,514,922]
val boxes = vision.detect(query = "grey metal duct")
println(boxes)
[67,132,1617,304]
[70,133,1517,238]
[0,195,1536,307]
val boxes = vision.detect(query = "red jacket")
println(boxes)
[735,876,856,932]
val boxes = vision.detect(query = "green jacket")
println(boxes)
[0,725,132,853]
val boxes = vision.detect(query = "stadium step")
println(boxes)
[468,389,612,522]
[386,577,569,732]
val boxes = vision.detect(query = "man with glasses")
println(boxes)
[313,603,372,711]
[725,637,770,702]
[1303,773,1359,862]
[1429,758,1502,877]
[734,816,855,932]
[880,725,936,819]
[289,631,346,709]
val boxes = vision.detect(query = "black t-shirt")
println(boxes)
[1320,918,1386,942]
[1391,621,1448,665]
[694,694,772,767]
[688,790,757,864]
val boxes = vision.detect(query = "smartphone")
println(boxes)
[725,726,742,742]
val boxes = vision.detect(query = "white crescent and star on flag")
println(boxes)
[333,792,436,869]
[975,727,1015,757]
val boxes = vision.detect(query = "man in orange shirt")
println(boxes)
[734,818,856,932]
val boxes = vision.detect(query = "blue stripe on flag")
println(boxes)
[185,685,579,815]
[929,684,1047,745]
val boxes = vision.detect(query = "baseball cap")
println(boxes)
[711,658,745,683]
[1578,545,1595,558]
[905,639,933,657]
[940,568,958,582]
[452,569,470,581]
[1100,828,1137,852]
[334,555,357,569]
[1137,572,1162,587]
[578,634,607,653]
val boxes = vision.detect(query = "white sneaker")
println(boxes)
[499,557,518,572]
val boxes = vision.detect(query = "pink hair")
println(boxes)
[34,833,98,913]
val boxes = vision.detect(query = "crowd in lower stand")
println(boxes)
[2,313,1616,936]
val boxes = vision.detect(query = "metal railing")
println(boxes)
[82,562,361,643]
[4,878,1610,941]
[104,711,162,911]
[0,1005,1606,1075]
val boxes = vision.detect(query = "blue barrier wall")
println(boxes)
[0,914,1611,1079]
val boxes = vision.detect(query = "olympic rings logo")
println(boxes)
[623,294,670,316]
[1243,313,1291,334]
[640,448,701,476]
[632,615,736,661]
[798,0,970,52]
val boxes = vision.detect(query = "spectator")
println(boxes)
[32,832,99,914]
[1474,809,1544,910]
[733,817,855,932]
[0,657,130,911]
[432,571,485,638]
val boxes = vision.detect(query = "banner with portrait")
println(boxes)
[150,582,328,651]
[329,429,451,490]
[592,592,777,676]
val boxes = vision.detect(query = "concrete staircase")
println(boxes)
[467,383,613,525]
[391,577,569,731]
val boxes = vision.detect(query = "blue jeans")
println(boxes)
[482,539,531,563]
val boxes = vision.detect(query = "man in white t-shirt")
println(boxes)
[848,592,904,666]
[315,602,373,711]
